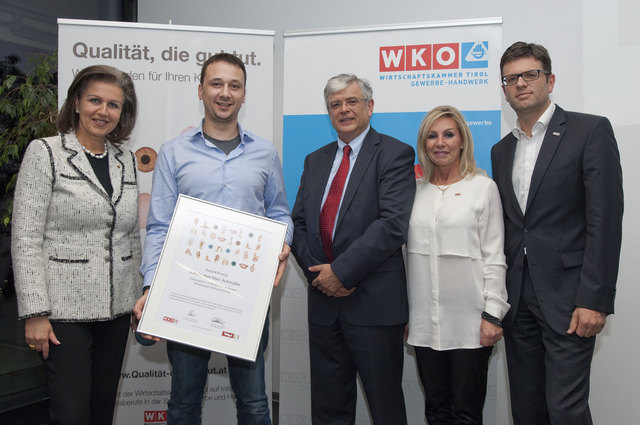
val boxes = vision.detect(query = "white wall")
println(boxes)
[139,1,640,424]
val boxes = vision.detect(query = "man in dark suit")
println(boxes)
[291,74,416,425]
[491,42,623,425]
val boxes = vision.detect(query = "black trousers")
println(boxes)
[414,345,493,425]
[44,315,130,425]
[504,260,595,425]
[309,317,407,425]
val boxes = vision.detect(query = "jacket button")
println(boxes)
[524,228,530,233]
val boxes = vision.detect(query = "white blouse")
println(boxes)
[406,174,509,350]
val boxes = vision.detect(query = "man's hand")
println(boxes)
[274,243,290,287]
[567,307,606,338]
[132,289,164,342]
[334,287,355,298]
[132,289,149,322]
[309,264,354,297]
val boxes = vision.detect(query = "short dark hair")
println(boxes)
[500,41,552,75]
[199,53,247,86]
[57,65,137,145]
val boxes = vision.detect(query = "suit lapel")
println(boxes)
[500,134,523,219]
[110,146,125,205]
[335,128,377,229]
[62,133,112,203]
[525,107,567,212]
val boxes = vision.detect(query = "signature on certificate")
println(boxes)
[212,317,226,325]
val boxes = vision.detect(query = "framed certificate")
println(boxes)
[137,194,288,361]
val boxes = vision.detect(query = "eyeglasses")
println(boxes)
[501,69,550,86]
[328,97,368,111]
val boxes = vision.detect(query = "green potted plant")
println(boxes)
[0,51,57,415]
[0,52,58,230]
[1,52,57,297]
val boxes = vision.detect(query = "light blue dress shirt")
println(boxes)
[141,121,293,288]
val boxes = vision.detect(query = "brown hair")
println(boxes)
[199,53,247,86]
[57,65,137,145]
[500,41,552,75]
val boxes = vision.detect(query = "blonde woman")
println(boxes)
[406,105,509,424]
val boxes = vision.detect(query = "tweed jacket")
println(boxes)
[11,132,142,321]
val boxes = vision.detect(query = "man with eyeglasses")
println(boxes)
[291,73,416,425]
[491,41,623,425]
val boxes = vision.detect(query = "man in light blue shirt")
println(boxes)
[134,53,292,425]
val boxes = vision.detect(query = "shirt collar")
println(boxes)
[192,120,254,146]
[511,103,556,139]
[337,125,369,157]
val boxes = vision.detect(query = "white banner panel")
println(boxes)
[58,19,275,425]
[281,18,502,425]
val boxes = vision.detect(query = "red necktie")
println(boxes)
[319,145,351,262]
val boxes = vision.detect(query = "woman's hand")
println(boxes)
[479,319,503,347]
[25,315,60,359]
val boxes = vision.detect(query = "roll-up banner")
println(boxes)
[280,18,502,425]
[58,19,275,425]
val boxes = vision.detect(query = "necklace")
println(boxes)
[435,184,450,194]
[81,141,108,159]
[432,173,463,195]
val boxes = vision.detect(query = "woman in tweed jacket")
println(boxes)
[11,65,142,425]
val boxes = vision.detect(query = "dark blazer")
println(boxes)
[291,127,416,326]
[491,106,623,334]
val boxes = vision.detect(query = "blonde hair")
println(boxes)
[416,105,480,182]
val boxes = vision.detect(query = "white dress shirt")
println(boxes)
[511,103,556,212]
[320,126,368,238]
[406,174,510,350]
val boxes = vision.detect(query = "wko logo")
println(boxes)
[380,41,489,72]
[144,410,167,423]
[222,331,239,339]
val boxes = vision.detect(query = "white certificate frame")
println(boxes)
[137,194,287,361]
